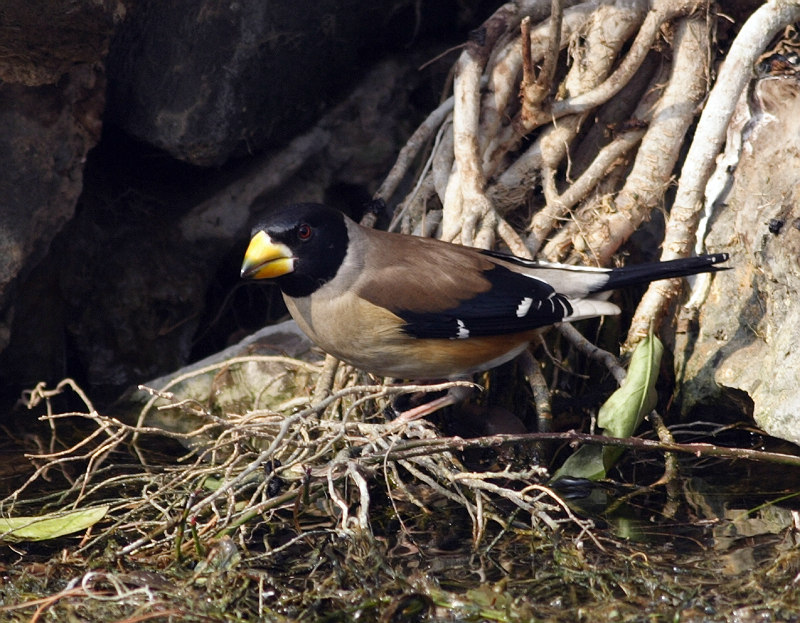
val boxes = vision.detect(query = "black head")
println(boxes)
[242,203,349,298]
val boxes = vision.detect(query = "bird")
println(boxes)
[240,203,727,416]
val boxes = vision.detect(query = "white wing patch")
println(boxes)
[456,319,470,339]
[516,297,533,318]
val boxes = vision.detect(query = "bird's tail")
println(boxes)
[599,253,729,293]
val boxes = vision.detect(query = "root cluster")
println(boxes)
[378,0,800,348]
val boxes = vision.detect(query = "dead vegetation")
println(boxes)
[3,362,800,620]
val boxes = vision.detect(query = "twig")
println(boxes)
[312,355,340,402]
[558,323,626,385]
[649,411,679,484]
[375,96,455,204]
[375,430,800,468]
[520,0,563,122]
[519,350,552,433]
[648,411,681,518]
[390,117,451,233]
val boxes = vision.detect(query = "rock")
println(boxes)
[114,320,321,447]
[0,0,119,375]
[0,0,123,86]
[677,72,800,445]
[1,55,432,396]
[179,58,420,247]
[104,0,420,166]
[0,0,503,401]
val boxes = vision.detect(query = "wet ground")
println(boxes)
[0,412,798,622]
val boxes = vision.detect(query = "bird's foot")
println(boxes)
[388,384,476,422]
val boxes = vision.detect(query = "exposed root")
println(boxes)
[11,374,799,568]
[379,0,800,363]
[625,1,800,347]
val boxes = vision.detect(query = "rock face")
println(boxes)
[0,1,123,86]
[0,0,120,369]
[105,0,421,166]
[116,320,320,443]
[0,68,105,308]
[677,73,800,444]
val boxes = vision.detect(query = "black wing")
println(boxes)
[397,264,573,339]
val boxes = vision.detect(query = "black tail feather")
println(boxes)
[599,253,729,293]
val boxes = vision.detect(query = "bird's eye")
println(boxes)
[297,223,313,241]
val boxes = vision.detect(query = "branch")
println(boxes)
[379,430,800,468]
[481,2,600,174]
[558,323,627,385]
[375,96,455,204]
[528,0,693,126]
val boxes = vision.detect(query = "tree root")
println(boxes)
[378,0,800,362]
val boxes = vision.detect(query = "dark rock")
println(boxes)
[0,0,122,387]
[2,54,444,397]
[0,66,106,354]
[105,0,425,166]
[114,320,319,444]
[0,0,122,86]
[0,0,489,402]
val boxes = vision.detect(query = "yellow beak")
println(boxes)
[240,231,295,280]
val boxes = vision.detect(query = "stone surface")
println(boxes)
[0,54,436,396]
[0,67,107,355]
[104,0,420,166]
[115,320,320,447]
[0,0,123,86]
[0,0,122,384]
[677,74,800,445]
[0,0,480,400]
[179,58,420,247]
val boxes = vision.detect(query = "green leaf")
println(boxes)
[0,505,109,542]
[597,334,662,438]
[550,443,607,481]
[551,334,663,482]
